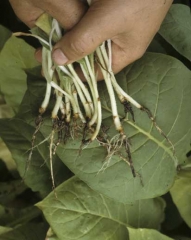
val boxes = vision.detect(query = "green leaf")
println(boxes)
[127,228,173,240]
[148,34,190,70]
[9,52,191,203]
[0,68,72,197]
[159,4,191,61]
[37,177,166,240]
[0,118,55,197]
[0,117,72,197]
[0,35,39,112]
[0,223,48,240]
[0,25,11,52]
[170,171,191,228]
[54,53,191,203]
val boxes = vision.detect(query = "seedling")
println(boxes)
[13,13,174,190]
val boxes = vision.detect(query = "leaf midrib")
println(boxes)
[44,202,129,229]
[39,177,131,229]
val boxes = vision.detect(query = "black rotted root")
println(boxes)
[123,137,136,178]
[122,101,135,122]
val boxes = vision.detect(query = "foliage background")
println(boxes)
[0,0,191,239]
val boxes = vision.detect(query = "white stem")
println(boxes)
[67,64,94,115]
[101,42,141,109]
[52,18,62,40]
[96,46,123,134]
[83,57,99,127]
[59,64,92,119]
[59,101,66,116]
[42,47,54,83]
[49,25,55,51]
[107,39,112,72]
[50,81,79,118]
[52,92,63,119]
[65,96,71,122]
[13,32,49,47]
[80,61,97,126]
[72,87,86,123]
[90,96,102,141]
[39,82,52,114]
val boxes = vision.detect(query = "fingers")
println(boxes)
[36,0,88,30]
[52,1,122,65]
[9,0,43,28]
[10,0,173,80]
[9,0,87,30]
[52,0,173,74]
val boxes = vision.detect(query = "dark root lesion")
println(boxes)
[122,100,135,122]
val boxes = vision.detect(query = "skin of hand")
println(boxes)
[9,0,173,75]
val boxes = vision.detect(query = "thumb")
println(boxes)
[52,2,117,65]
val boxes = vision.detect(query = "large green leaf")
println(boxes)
[54,53,191,203]
[0,35,39,112]
[9,52,191,203]
[0,118,71,197]
[170,171,191,228]
[159,4,191,61]
[37,176,166,240]
[0,25,11,52]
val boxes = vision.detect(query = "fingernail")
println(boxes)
[35,48,42,63]
[52,48,68,65]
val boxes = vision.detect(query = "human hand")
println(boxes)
[9,0,173,75]
[9,0,87,29]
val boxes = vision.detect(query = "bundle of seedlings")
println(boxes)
[13,10,174,190]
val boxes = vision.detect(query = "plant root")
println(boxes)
[49,119,58,199]
[23,115,43,179]
[141,106,175,154]
[79,138,91,156]
[53,118,64,155]
[118,153,143,186]
[98,133,136,178]
[123,136,136,177]
[63,121,71,144]
[122,100,135,122]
